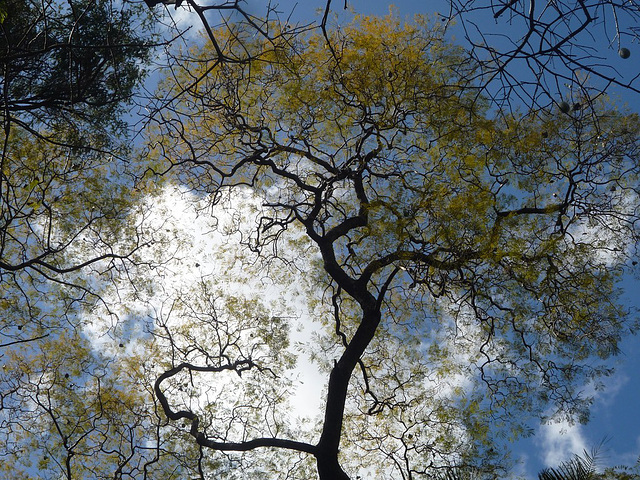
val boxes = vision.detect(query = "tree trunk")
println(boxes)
[316,451,351,480]
[314,306,382,480]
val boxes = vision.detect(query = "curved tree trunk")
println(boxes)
[314,306,383,480]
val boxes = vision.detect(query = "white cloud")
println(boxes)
[81,184,328,426]
[537,419,588,467]
[585,372,629,410]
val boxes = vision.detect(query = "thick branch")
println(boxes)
[154,361,317,456]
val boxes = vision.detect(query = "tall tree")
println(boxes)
[0,0,156,337]
[0,2,172,477]
[150,14,640,479]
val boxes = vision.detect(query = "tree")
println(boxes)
[149,13,640,479]
[147,0,640,111]
[2,4,639,479]
[0,0,158,314]
[0,2,180,477]
[0,179,230,478]
[0,0,152,135]
[539,448,600,480]
[0,0,157,345]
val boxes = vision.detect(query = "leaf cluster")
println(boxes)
[0,0,153,137]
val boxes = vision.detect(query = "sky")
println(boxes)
[156,1,640,478]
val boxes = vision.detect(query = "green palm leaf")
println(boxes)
[538,448,599,480]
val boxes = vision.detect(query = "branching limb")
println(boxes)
[154,361,317,455]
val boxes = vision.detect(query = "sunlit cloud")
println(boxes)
[536,369,629,469]
[537,419,588,467]
[586,372,629,410]
[81,184,328,425]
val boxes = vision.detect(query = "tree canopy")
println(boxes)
[147,13,640,479]
[0,0,159,362]
[145,0,640,111]
[0,0,152,135]
[0,3,164,476]
[1,3,640,480]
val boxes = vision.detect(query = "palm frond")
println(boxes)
[538,448,599,480]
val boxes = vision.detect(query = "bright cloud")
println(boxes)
[538,419,588,467]
[536,371,627,468]
[82,184,328,425]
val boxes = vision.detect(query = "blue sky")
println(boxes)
[166,1,640,477]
